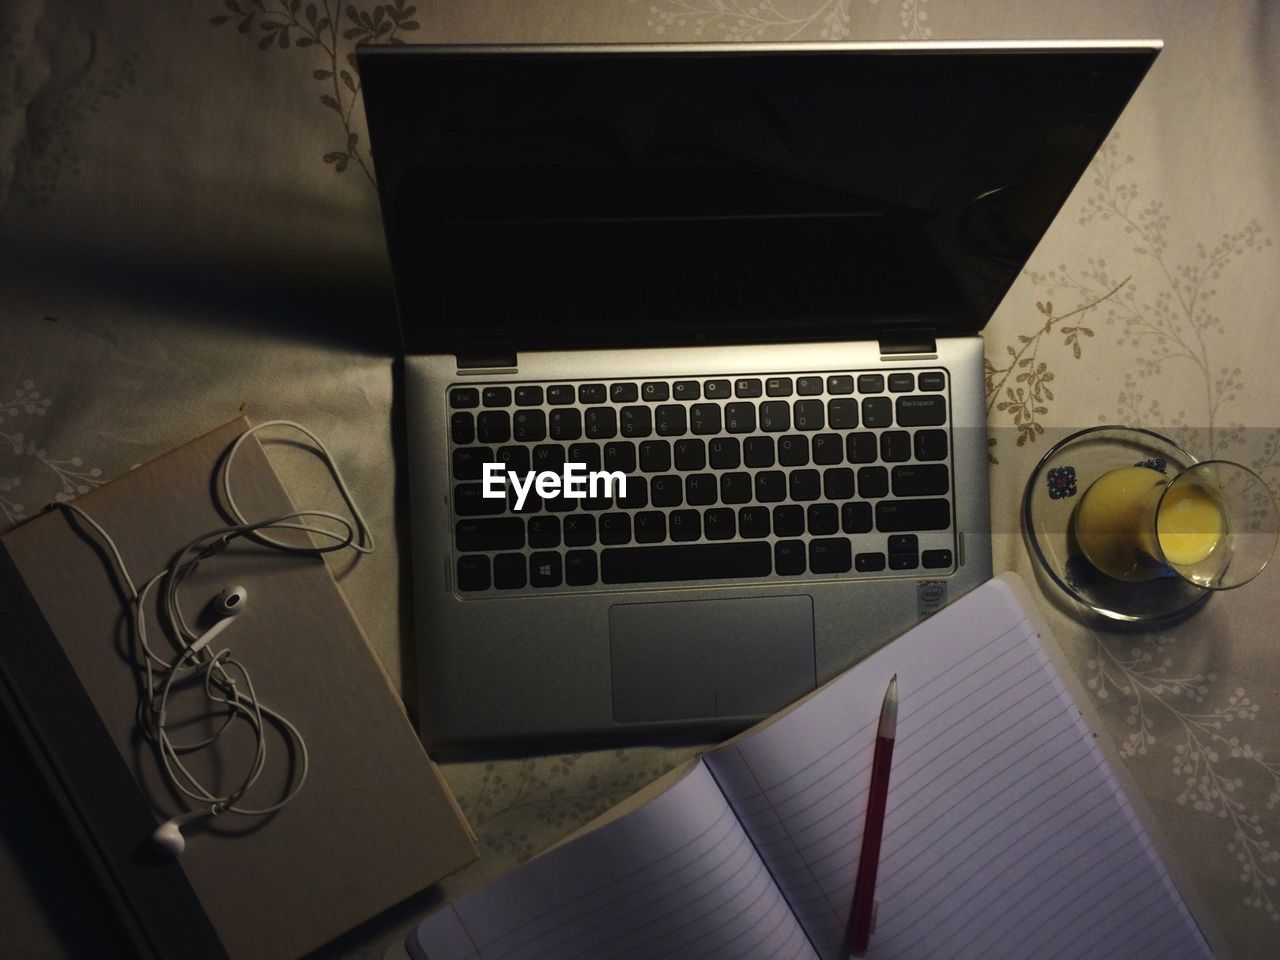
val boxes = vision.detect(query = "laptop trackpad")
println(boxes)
[609,596,815,723]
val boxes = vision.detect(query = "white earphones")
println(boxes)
[51,421,373,860]
[184,586,247,659]
[214,584,248,616]
[151,807,218,858]
[147,585,258,856]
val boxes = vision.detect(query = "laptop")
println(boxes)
[358,40,1159,749]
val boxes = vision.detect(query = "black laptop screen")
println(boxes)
[358,45,1156,354]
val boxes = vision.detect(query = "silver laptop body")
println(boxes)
[359,40,1160,748]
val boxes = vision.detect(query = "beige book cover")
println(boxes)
[0,417,476,960]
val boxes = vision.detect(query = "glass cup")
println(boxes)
[1073,460,1278,589]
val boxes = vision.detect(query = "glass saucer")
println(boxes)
[1022,425,1210,622]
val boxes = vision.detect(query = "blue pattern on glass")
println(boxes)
[1048,465,1077,500]
[1135,458,1168,474]
[1066,554,1096,589]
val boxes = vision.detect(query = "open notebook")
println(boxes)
[411,574,1217,960]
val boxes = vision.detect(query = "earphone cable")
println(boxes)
[48,421,363,843]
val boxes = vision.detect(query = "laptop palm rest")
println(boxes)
[609,596,816,723]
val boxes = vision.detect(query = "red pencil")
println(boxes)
[848,674,898,957]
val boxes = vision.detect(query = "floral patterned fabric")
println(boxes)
[1,2,1277,958]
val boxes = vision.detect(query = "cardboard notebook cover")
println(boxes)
[0,417,476,960]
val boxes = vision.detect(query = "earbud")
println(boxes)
[186,586,249,658]
[151,808,216,857]
[153,587,251,856]
[53,423,348,864]
[213,585,248,616]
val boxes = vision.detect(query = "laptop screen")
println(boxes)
[359,43,1157,355]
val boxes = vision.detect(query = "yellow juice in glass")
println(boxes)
[1157,482,1225,565]
[1074,466,1224,581]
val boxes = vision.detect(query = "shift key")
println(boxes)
[876,498,951,531]
[456,518,525,551]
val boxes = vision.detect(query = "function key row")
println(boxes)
[450,372,946,409]
[451,396,945,444]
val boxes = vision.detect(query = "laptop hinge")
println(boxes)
[456,341,517,370]
[878,328,937,356]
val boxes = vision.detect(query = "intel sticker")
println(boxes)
[917,580,948,618]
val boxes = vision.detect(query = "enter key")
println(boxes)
[891,464,950,497]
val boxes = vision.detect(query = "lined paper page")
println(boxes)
[409,759,818,960]
[705,577,1212,960]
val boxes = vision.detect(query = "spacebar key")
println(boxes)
[601,543,772,584]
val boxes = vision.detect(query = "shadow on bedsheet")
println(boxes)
[0,233,402,356]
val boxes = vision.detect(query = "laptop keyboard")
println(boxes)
[447,370,956,593]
